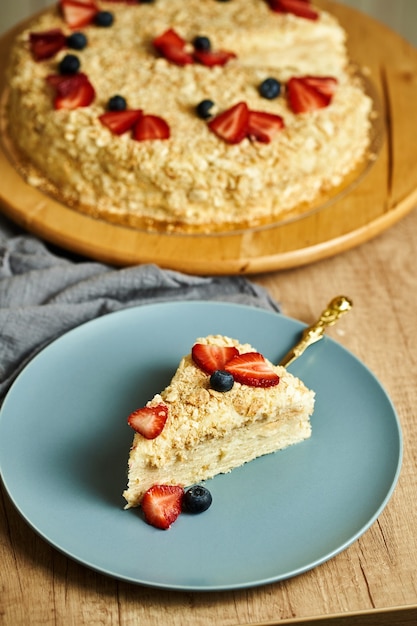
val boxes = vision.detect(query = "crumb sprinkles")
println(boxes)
[5,0,372,232]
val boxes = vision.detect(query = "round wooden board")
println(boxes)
[1,0,417,275]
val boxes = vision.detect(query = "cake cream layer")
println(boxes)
[123,335,315,508]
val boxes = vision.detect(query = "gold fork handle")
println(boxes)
[278,296,353,367]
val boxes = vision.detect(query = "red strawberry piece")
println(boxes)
[158,43,194,66]
[133,114,170,140]
[46,72,91,89]
[191,343,239,375]
[268,0,319,21]
[127,403,168,439]
[193,49,236,67]
[99,109,143,135]
[208,101,250,144]
[153,29,193,65]
[141,485,184,530]
[153,28,187,53]
[247,110,285,143]
[225,352,280,387]
[287,77,331,113]
[301,75,338,97]
[46,73,95,110]
[60,0,98,29]
[29,29,67,61]
[46,73,70,88]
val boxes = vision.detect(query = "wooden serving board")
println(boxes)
[1,0,417,275]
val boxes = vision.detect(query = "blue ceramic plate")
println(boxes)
[0,302,402,591]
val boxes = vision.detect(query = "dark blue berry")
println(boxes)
[66,32,88,50]
[95,11,114,27]
[196,99,215,119]
[193,36,211,52]
[210,370,234,392]
[259,77,281,100]
[108,95,127,111]
[59,54,80,75]
[183,486,212,514]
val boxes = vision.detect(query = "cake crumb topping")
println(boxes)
[4,0,373,232]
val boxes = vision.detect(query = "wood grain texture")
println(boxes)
[1,0,417,274]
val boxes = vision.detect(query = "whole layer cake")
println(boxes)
[4,0,374,232]
[123,335,315,509]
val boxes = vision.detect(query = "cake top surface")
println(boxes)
[131,335,314,463]
[14,1,345,48]
[4,0,373,233]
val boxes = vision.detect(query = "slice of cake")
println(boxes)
[123,335,315,509]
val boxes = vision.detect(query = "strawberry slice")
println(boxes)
[225,352,280,387]
[158,43,194,66]
[208,101,250,144]
[127,403,168,439]
[192,343,239,375]
[193,49,236,67]
[60,0,98,29]
[268,0,319,21]
[247,110,285,143]
[99,109,143,135]
[133,114,170,140]
[153,28,187,53]
[301,75,338,97]
[287,77,331,113]
[46,73,95,109]
[141,485,184,530]
[153,29,193,65]
[29,29,66,61]
[46,73,72,88]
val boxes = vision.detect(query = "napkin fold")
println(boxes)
[0,216,280,403]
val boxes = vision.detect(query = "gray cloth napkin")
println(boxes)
[0,215,280,403]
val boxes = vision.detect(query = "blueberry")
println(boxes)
[66,32,88,50]
[193,36,211,52]
[58,54,80,75]
[108,95,127,111]
[183,486,212,514]
[196,99,215,119]
[95,11,114,27]
[210,370,234,392]
[259,77,281,100]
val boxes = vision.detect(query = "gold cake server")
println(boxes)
[279,295,353,367]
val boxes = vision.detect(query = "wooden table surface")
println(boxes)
[1,2,417,625]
